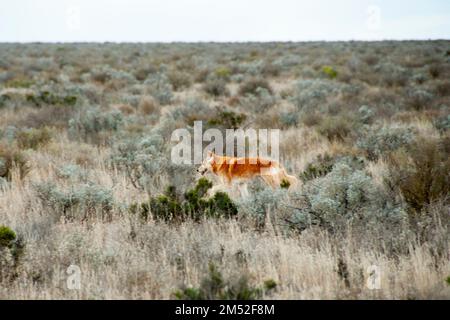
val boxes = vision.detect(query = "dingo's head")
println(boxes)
[197,151,215,175]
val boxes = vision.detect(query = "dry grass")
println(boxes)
[1,41,449,299]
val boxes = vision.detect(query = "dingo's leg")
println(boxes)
[261,175,277,189]
[237,182,250,198]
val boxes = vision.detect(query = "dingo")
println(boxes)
[197,151,297,196]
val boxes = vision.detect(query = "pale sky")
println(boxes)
[1,0,449,42]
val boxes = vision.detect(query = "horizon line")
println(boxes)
[1,38,449,45]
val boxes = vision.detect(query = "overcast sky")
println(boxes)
[1,0,449,42]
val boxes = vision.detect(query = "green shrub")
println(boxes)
[322,66,338,79]
[130,178,238,222]
[300,154,365,182]
[0,225,25,281]
[16,127,53,150]
[300,154,335,182]
[0,94,10,109]
[174,262,276,300]
[215,67,231,79]
[207,110,246,129]
[26,91,77,107]
[5,79,34,88]
[0,225,16,248]
[0,144,30,181]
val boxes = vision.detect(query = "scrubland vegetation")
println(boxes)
[0,41,449,299]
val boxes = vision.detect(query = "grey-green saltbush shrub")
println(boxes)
[358,105,375,124]
[357,125,415,160]
[290,163,408,234]
[144,72,174,105]
[375,62,409,87]
[109,134,165,190]
[171,98,213,125]
[34,182,114,221]
[202,76,229,97]
[57,164,88,181]
[290,79,342,112]
[237,185,289,228]
[238,87,276,112]
[434,114,450,132]
[68,107,123,144]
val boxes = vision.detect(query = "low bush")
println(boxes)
[0,225,25,281]
[385,137,450,213]
[168,70,192,91]
[316,115,355,141]
[129,178,238,223]
[238,78,273,96]
[214,67,232,80]
[289,163,408,235]
[68,107,123,144]
[174,262,276,300]
[357,125,415,161]
[34,182,114,221]
[207,110,246,129]
[26,91,77,107]
[203,77,229,97]
[138,96,160,115]
[144,73,174,105]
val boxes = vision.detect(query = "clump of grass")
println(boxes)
[0,143,30,181]
[173,262,276,300]
[16,127,53,150]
